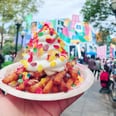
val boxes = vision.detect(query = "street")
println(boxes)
[61,79,116,116]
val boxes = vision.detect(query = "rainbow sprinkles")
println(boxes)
[21,24,68,75]
[2,24,84,94]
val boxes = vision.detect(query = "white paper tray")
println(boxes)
[0,62,94,101]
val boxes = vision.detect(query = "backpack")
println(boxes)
[100,71,109,88]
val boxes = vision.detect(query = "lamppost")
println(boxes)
[15,19,22,56]
[21,31,25,48]
[111,0,116,17]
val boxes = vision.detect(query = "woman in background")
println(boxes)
[99,65,114,94]
[94,57,101,80]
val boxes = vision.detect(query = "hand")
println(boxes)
[0,90,83,116]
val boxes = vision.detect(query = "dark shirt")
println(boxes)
[88,58,96,70]
[0,54,4,69]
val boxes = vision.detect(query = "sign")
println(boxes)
[71,14,80,29]
[97,45,107,59]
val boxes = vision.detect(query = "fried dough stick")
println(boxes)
[28,77,50,93]
[52,85,59,93]
[16,82,25,91]
[16,79,38,91]
[43,79,53,93]
[28,82,43,93]
[60,80,68,92]
[66,78,73,89]
[2,72,18,84]
[69,69,78,81]
[53,71,66,85]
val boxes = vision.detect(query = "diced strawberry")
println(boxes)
[46,38,55,44]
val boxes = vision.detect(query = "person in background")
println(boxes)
[88,55,96,74]
[101,58,106,70]
[106,58,113,76]
[94,57,101,80]
[99,65,109,93]
[0,53,4,69]
[99,65,114,94]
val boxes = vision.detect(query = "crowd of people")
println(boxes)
[87,55,116,95]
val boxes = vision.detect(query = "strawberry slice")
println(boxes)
[53,45,59,49]
[46,38,55,44]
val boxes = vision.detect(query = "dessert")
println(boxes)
[2,24,84,94]
[21,23,68,75]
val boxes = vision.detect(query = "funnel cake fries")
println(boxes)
[2,24,84,94]
[2,62,84,94]
[2,72,18,84]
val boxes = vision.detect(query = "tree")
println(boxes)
[81,0,116,45]
[2,41,15,55]
[2,39,21,55]
[0,0,43,49]
[96,28,111,44]
[111,38,116,44]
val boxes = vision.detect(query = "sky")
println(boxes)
[33,0,86,21]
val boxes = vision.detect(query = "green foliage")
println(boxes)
[0,0,43,22]
[0,0,43,49]
[2,41,21,55]
[81,0,116,36]
[96,29,112,46]
[2,42,15,55]
[81,0,111,22]
[1,61,13,68]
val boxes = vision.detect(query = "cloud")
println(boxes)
[34,0,86,21]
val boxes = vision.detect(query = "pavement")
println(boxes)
[61,78,116,116]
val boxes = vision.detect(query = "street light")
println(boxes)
[111,0,116,17]
[21,31,25,48]
[15,19,22,56]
